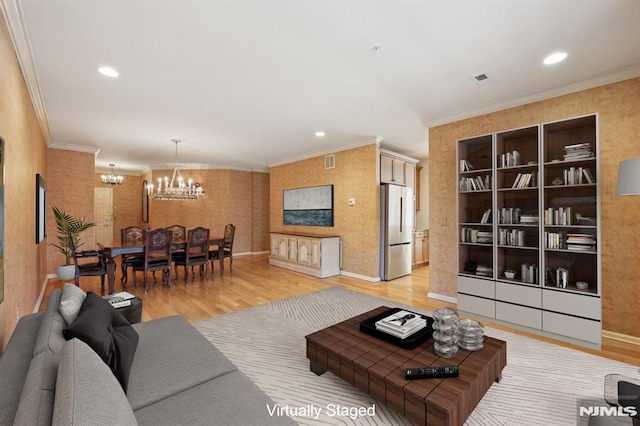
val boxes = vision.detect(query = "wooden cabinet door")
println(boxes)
[277,236,289,260]
[380,155,394,183]
[270,235,278,258]
[413,235,423,266]
[288,237,298,262]
[392,158,405,185]
[423,234,429,264]
[297,238,311,265]
[310,239,322,268]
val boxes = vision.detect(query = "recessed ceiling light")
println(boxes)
[315,131,326,137]
[98,66,119,77]
[543,52,567,65]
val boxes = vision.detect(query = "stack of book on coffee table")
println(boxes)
[375,310,427,339]
[104,291,136,308]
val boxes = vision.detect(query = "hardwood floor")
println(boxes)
[41,254,640,366]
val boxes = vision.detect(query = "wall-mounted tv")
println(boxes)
[283,184,333,227]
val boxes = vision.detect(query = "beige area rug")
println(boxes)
[193,287,639,425]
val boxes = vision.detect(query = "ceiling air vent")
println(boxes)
[325,154,335,169]
[471,73,496,87]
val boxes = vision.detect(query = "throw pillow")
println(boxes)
[58,283,87,326]
[63,292,139,392]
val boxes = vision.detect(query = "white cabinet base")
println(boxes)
[269,233,340,278]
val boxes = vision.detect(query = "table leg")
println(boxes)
[105,257,117,294]
[310,361,327,376]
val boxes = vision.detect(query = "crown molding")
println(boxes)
[423,64,640,128]
[49,141,101,156]
[268,136,378,168]
[1,0,51,144]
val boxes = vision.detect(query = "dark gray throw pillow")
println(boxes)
[63,292,139,392]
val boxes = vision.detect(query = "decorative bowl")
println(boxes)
[576,281,589,290]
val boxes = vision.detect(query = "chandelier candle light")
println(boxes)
[101,164,124,185]
[147,139,204,201]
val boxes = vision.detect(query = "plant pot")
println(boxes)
[56,264,76,281]
[504,271,515,279]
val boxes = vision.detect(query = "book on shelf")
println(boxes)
[499,150,520,168]
[480,209,492,224]
[459,159,474,172]
[375,310,426,339]
[563,143,593,161]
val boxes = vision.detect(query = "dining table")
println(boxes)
[98,236,226,294]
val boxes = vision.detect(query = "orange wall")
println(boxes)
[0,16,48,352]
[270,144,380,278]
[146,169,269,254]
[429,77,640,337]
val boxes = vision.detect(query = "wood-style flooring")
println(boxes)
[41,254,640,366]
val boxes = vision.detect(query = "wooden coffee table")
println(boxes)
[305,307,506,426]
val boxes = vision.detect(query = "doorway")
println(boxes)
[94,188,113,245]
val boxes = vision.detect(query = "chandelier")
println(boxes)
[147,139,204,201]
[101,164,124,185]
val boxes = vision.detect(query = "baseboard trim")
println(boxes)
[602,330,640,346]
[340,271,380,282]
[427,292,457,304]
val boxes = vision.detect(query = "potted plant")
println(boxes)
[504,267,516,280]
[51,206,96,280]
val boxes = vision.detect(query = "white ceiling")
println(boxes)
[4,0,640,172]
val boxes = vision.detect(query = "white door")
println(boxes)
[94,188,113,245]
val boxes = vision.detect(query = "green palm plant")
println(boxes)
[51,206,96,265]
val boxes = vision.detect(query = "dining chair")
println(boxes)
[120,226,148,286]
[173,227,210,284]
[68,232,107,293]
[131,228,173,293]
[165,224,186,241]
[209,224,235,276]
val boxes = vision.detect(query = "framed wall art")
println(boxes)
[283,184,334,227]
[36,173,46,244]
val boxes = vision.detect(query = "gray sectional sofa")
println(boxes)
[0,289,296,425]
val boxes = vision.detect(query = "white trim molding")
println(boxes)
[340,270,380,283]
[1,0,51,144]
[268,137,378,168]
[428,292,457,304]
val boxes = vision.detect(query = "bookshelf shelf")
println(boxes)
[456,114,601,348]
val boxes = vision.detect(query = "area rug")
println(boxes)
[193,287,639,425]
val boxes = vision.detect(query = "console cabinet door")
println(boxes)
[310,239,322,268]
[297,238,311,265]
[288,237,298,262]
[277,236,289,260]
[270,234,278,258]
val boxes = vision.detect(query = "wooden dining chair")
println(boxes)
[120,226,148,286]
[131,228,173,293]
[69,232,107,293]
[209,224,235,276]
[173,227,210,284]
[165,224,186,241]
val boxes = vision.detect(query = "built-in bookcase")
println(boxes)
[456,114,601,349]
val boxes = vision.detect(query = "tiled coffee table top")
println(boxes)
[305,306,506,426]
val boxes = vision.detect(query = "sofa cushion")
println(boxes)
[13,350,58,426]
[127,316,237,410]
[53,338,138,426]
[58,283,86,326]
[63,292,139,392]
[0,313,44,426]
[33,290,66,356]
[133,370,296,426]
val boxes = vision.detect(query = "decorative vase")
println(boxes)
[56,264,75,281]
[432,308,459,358]
[504,271,515,279]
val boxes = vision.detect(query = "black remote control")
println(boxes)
[405,365,459,380]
